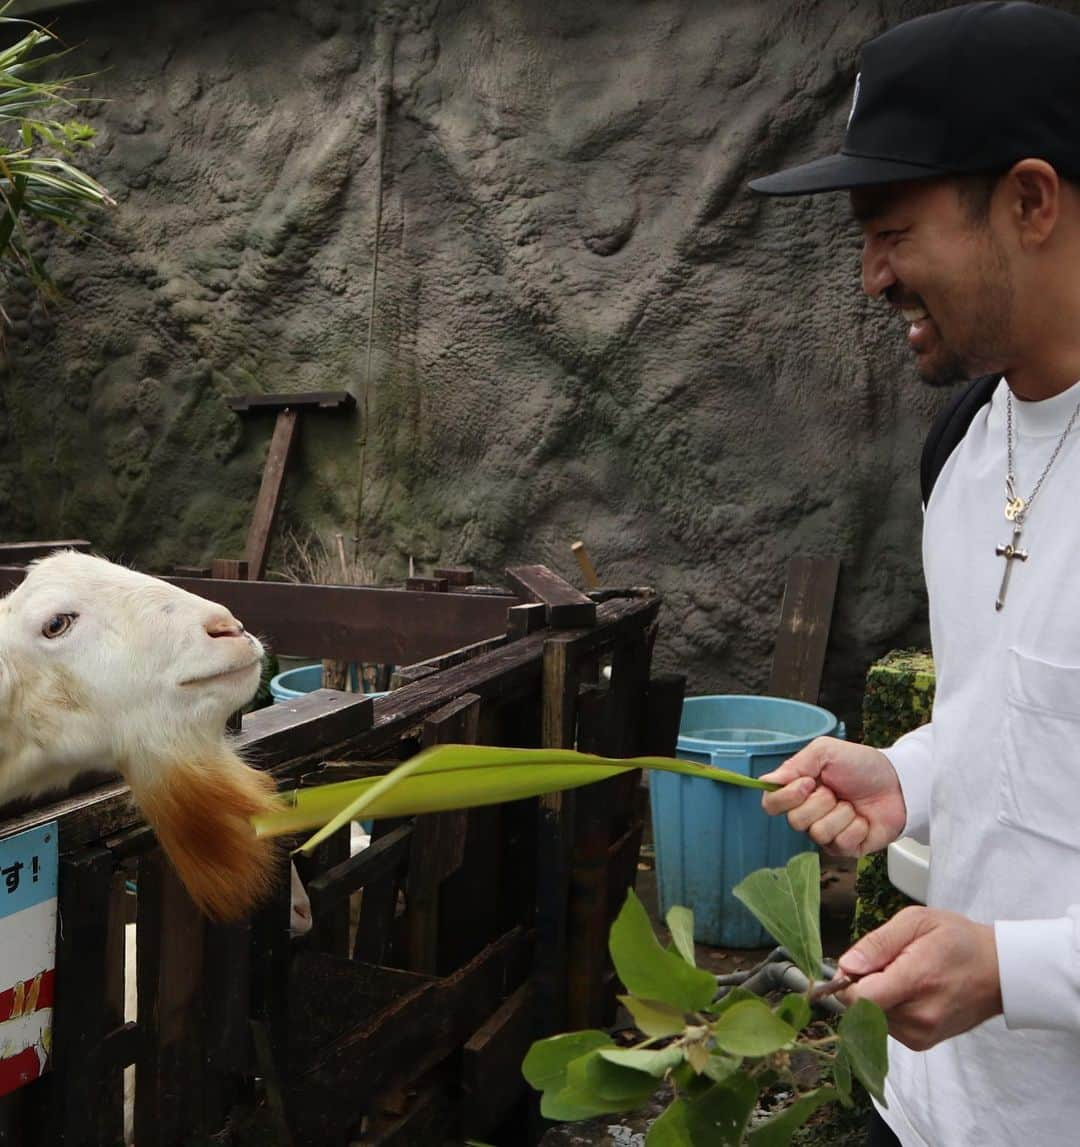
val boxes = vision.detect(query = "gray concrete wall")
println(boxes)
[0,0,1013,727]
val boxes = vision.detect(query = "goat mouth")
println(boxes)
[178,659,261,687]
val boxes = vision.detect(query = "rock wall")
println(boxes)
[0,0,1012,727]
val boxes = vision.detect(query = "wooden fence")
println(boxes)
[0,562,681,1146]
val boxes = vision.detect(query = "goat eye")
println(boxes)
[41,613,77,639]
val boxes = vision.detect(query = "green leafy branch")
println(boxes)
[523,854,889,1147]
[0,7,115,316]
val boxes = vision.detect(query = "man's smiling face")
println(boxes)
[852,178,1015,387]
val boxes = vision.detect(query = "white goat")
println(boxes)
[0,551,282,921]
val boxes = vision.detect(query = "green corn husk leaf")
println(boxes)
[252,743,778,854]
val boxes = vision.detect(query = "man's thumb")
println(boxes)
[838,908,925,977]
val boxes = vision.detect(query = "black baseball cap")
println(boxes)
[750,2,1080,196]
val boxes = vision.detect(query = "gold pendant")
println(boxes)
[1005,495,1025,522]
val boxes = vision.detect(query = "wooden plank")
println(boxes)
[433,567,474,586]
[0,540,91,562]
[533,634,578,1040]
[248,853,295,1117]
[166,577,516,663]
[245,407,301,580]
[304,825,352,958]
[387,664,439,690]
[406,695,480,973]
[305,823,413,916]
[352,819,412,966]
[289,927,531,1145]
[211,558,249,580]
[226,391,355,412]
[507,602,546,641]
[405,576,448,593]
[565,687,615,1031]
[97,870,128,1143]
[365,1080,454,1146]
[642,673,687,758]
[506,564,596,628]
[134,849,207,1146]
[461,983,534,1138]
[397,632,509,678]
[49,846,114,1147]
[768,556,840,705]
[172,564,211,578]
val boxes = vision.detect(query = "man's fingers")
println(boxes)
[761,776,817,815]
[808,801,857,847]
[839,906,927,977]
[759,738,833,787]
[826,814,870,856]
[786,785,838,833]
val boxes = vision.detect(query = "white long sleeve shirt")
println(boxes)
[878,377,1080,1146]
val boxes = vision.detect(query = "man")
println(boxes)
[749,3,1080,1145]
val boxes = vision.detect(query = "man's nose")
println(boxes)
[861,237,896,299]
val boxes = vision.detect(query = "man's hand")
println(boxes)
[836,907,1003,1050]
[759,736,907,856]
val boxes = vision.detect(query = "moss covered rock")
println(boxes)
[852,650,935,940]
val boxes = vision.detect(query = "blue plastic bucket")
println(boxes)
[650,695,845,948]
[268,664,386,704]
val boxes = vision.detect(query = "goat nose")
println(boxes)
[205,614,245,639]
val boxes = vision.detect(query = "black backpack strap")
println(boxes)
[920,374,1000,507]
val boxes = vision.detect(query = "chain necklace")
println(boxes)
[995,387,1080,611]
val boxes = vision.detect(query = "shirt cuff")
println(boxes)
[880,724,934,843]
[996,915,1080,1033]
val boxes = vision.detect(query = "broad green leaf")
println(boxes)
[540,1082,627,1122]
[703,1051,741,1084]
[706,986,759,1018]
[619,994,686,1038]
[521,1030,612,1093]
[838,998,889,1106]
[747,1087,839,1146]
[833,1045,853,1108]
[565,1049,658,1107]
[732,853,823,982]
[667,906,697,966]
[646,1075,758,1147]
[609,889,717,1013]
[600,1044,685,1078]
[250,743,777,854]
[711,999,798,1058]
[774,992,811,1033]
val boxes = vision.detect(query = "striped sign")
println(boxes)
[0,824,57,1095]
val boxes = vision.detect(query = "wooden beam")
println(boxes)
[506,564,596,628]
[768,557,841,705]
[226,391,355,412]
[165,578,514,664]
[244,409,300,580]
[0,540,91,562]
[406,695,480,972]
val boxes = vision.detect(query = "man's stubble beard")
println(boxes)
[918,235,1015,389]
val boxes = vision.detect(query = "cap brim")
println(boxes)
[748,151,951,196]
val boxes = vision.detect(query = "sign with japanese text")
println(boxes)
[0,823,57,1094]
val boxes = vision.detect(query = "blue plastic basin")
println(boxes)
[650,695,844,948]
[268,664,386,704]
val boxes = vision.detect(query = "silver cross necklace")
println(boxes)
[996,388,1080,611]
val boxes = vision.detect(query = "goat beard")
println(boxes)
[131,750,281,921]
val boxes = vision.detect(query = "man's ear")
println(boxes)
[1005,159,1060,248]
